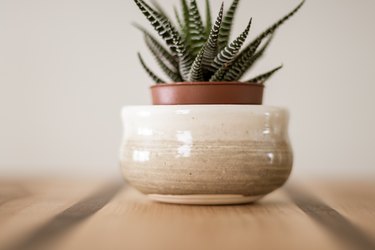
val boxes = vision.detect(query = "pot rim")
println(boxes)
[150,81,264,89]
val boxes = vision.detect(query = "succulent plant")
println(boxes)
[134,0,304,84]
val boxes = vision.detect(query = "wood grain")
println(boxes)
[0,180,374,250]
[286,184,375,250]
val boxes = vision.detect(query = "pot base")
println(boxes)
[148,194,263,205]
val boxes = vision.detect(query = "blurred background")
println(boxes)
[0,0,374,179]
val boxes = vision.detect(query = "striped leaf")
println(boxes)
[174,6,183,31]
[179,0,194,60]
[220,41,260,81]
[151,0,169,20]
[174,1,195,80]
[218,39,260,82]
[180,0,190,42]
[218,0,240,50]
[222,0,304,81]
[201,3,224,79]
[145,32,179,71]
[223,34,273,81]
[133,0,193,81]
[150,2,181,37]
[204,0,212,38]
[209,61,232,82]
[211,18,252,72]
[234,0,305,67]
[134,0,304,84]
[246,65,283,84]
[138,53,166,84]
[133,24,178,69]
[188,48,205,82]
[188,0,206,56]
[145,36,183,82]
[251,0,305,45]
[175,39,195,81]
[133,0,176,47]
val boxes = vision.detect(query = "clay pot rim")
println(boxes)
[150,81,264,89]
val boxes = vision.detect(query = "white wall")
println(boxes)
[1,0,374,179]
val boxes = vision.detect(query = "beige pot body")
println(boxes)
[120,105,293,205]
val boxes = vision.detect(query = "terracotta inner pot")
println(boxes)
[151,82,264,105]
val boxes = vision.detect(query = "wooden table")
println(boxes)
[0,179,374,250]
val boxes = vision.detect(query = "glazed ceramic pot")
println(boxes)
[120,105,293,205]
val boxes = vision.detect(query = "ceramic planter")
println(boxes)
[120,105,293,205]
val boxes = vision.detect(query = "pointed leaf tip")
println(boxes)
[246,65,283,84]
[218,0,241,50]
[138,52,166,84]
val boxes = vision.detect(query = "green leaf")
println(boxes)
[145,36,183,82]
[133,0,176,47]
[209,61,232,82]
[174,6,183,31]
[211,18,252,72]
[188,0,206,56]
[138,53,166,84]
[151,0,169,20]
[218,0,240,50]
[201,3,224,79]
[246,65,283,84]
[204,0,212,38]
[224,34,273,81]
[188,48,205,82]
[176,39,195,81]
[133,23,178,69]
[150,0,183,37]
[133,0,193,81]
[233,0,305,67]
[252,0,305,44]
[220,38,260,82]
[180,0,190,42]
[134,0,304,84]
[223,0,305,81]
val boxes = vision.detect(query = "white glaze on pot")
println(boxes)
[120,105,293,204]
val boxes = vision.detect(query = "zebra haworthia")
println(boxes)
[246,65,283,84]
[211,18,252,72]
[218,0,240,50]
[134,0,305,84]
